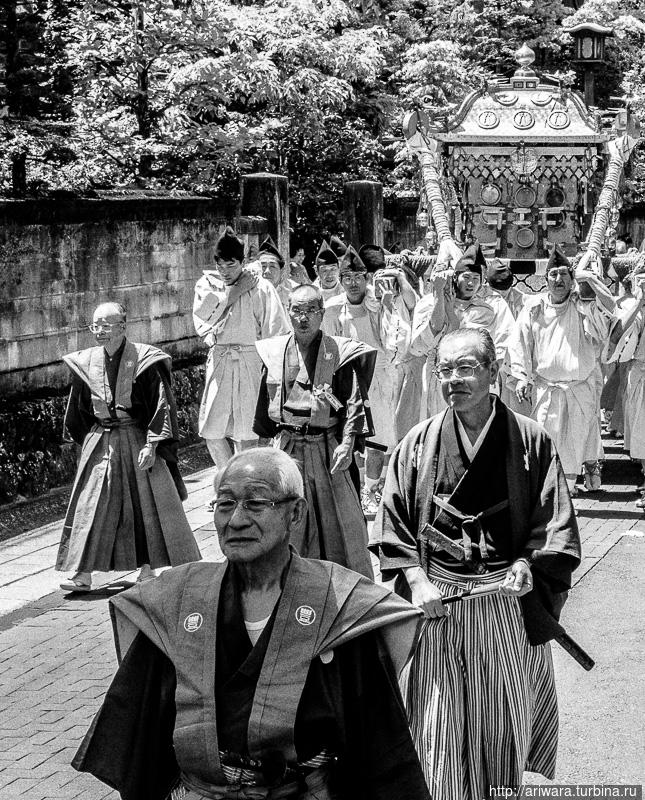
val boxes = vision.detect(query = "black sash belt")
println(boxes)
[432,495,509,564]
[276,422,330,436]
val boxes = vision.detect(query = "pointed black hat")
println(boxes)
[358,244,386,274]
[258,235,284,268]
[338,245,367,274]
[455,240,487,275]
[547,244,572,272]
[315,240,339,266]
[329,235,348,258]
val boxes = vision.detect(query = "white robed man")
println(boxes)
[409,242,515,421]
[254,284,377,576]
[312,240,344,302]
[508,245,616,494]
[322,244,415,515]
[193,227,290,470]
[256,234,293,312]
[479,257,529,414]
[73,448,431,800]
[603,266,645,506]
[57,303,200,591]
[371,327,581,800]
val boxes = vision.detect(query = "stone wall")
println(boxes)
[0,196,267,398]
[0,195,270,503]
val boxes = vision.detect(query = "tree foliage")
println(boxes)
[1,0,642,228]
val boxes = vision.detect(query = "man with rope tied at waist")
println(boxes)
[370,327,582,800]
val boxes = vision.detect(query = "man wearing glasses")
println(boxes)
[253,284,377,577]
[508,245,616,494]
[371,327,581,800]
[74,448,430,800]
[56,302,200,592]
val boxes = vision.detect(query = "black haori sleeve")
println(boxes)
[63,375,96,446]
[72,632,179,800]
[253,363,279,439]
[133,363,188,500]
[327,632,430,800]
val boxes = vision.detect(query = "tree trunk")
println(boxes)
[11,150,27,196]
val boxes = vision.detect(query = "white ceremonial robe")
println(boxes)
[603,302,645,459]
[409,290,516,422]
[508,293,614,474]
[313,278,345,304]
[480,284,529,414]
[193,273,289,440]
[322,291,410,449]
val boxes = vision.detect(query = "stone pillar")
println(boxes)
[240,173,289,263]
[344,180,383,248]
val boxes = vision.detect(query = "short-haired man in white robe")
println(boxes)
[193,227,290,471]
[507,245,616,494]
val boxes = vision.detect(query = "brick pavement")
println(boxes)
[0,438,643,799]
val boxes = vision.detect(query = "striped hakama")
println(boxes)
[403,564,557,800]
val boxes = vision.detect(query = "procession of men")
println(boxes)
[56,224,645,800]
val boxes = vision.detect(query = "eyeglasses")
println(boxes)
[289,305,323,318]
[88,322,125,333]
[213,497,297,515]
[341,274,366,285]
[434,362,488,380]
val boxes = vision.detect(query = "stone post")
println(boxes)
[344,180,384,248]
[240,173,289,263]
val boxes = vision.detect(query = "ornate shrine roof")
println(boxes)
[406,44,609,147]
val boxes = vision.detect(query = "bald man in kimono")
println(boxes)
[57,303,200,591]
[508,245,615,493]
[371,328,581,800]
[73,449,430,800]
[193,227,289,472]
[254,284,377,577]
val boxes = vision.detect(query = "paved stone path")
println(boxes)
[0,438,643,799]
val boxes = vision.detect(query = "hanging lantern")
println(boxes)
[568,22,613,63]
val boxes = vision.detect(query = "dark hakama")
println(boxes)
[254,334,376,577]
[56,342,200,572]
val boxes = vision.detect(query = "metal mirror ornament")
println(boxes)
[480,183,502,205]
